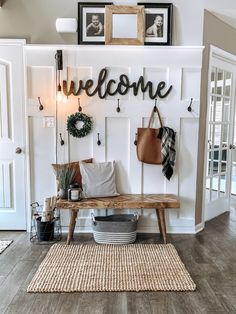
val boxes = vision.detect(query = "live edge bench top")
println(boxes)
[56,194,180,210]
[56,194,180,245]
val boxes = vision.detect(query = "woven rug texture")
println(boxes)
[0,240,13,254]
[27,243,196,293]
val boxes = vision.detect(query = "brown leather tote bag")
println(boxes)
[136,107,163,164]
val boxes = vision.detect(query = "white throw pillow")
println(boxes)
[80,161,120,198]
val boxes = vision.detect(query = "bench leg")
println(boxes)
[67,209,78,245]
[156,208,167,244]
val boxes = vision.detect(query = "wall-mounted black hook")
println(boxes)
[97,133,101,146]
[187,98,193,112]
[116,99,120,113]
[154,99,157,112]
[78,98,82,112]
[38,97,44,111]
[59,133,64,146]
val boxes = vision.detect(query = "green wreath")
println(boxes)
[67,112,92,138]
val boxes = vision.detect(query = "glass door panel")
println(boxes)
[220,174,226,195]
[213,124,221,146]
[224,71,232,97]
[215,98,223,122]
[223,99,230,122]
[216,68,224,95]
[205,61,234,220]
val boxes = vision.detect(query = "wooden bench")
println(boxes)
[56,194,180,245]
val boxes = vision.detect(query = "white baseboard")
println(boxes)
[61,217,196,234]
[195,222,204,233]
[137,226,195,234]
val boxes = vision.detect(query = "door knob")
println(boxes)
[15,147,22,154]
[229,144,236,150]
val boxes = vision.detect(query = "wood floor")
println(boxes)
[0,211,236,314]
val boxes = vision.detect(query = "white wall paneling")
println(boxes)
[28,66,54,99]
[178,118,199,219]
[26,46,203,233]
[28,117,56,203]
[27,66,55,117]
[106,117,130,194]
[181,68,201,101]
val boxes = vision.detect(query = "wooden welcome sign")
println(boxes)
[63,68,172,100]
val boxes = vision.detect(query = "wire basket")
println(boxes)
[30,202,62,244]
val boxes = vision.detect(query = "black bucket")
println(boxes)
[36,218,54,241]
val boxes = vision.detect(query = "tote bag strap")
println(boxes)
[148,106,164,128]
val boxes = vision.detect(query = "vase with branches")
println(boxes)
[54,165,76,199]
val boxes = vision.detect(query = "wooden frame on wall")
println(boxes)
[138,3,173,46]
[105,5,145,46]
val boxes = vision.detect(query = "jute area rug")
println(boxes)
[0,240,13,254]
[27,243,196,293]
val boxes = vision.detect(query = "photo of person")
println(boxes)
[79,3,112,44]
[86,13,104,37]
[145,14,164,37]
[137,3,172,45]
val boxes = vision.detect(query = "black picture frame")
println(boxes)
[78,2,113,45]
[138,3,173,46]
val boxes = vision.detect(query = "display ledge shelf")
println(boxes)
[25,44,204,51]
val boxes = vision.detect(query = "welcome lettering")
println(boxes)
[63,68,172,100]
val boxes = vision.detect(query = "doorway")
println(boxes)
[204,46,236,221]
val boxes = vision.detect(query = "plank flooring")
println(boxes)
[0,211,236,314]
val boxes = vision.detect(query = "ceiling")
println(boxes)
[211,9,236,29]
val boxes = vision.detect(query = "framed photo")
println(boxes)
[138,3,173,45]
[78,2,113,45]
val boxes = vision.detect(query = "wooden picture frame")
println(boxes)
[78,2,113,45]
[138,3,173,45]
[105,5,144,45]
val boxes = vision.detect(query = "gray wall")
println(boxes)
[195,10,236,225]
[0,0,236,45]
[0,0,77,44]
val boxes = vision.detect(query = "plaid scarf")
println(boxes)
[158,127,176,180]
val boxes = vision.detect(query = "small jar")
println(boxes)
[68,184,82,202]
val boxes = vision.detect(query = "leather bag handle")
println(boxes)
[148,105,163,128]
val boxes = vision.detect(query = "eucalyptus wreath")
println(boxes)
[67,112,92,138]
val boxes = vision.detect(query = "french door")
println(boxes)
[204,48,236,221]
[0,41,27,230]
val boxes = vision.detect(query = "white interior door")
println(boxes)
[204,48,236,221]
[230,81,236,207]
[0,41,27,230]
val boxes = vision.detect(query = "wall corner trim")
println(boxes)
[195,222,204,233]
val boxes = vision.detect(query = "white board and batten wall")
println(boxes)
[26,45,203,234]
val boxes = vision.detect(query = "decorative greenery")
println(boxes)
[67,112,92,138]
[54,165,76,190]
